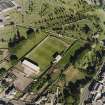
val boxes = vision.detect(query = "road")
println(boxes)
[80,84,90,105]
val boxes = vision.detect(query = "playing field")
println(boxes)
[26,36,66,70]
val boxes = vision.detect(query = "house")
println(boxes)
[54,55,62,63]
[10,58,40,92]
[92,33,99,39]
[88,80,97,91]
[5,84,15,95]
[88,80,103,93]
[21,58,40,77]
[85,0,105,6]
[0,0,17,14]
[93,93,102,101]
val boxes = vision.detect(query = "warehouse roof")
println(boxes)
[22,59,40,72]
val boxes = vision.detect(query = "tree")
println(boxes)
[60,73,65,81]
[26,28,34,36]
[10,54,18,61]
[16,29,21,41]
[0,68,6,76]
[8,30,25,48]
[81,24,91,34]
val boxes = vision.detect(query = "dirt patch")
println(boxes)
[64,65,85,82]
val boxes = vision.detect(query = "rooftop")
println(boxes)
[12,68,33,91]
[22,59,40,72]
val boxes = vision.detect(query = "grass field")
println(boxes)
[26,36,66,70]
[11,31,48,58]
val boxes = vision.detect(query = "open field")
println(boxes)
[26,36,66,70]
[64,66,85,82]
[11,31,48,58]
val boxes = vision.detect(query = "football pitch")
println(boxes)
[26,36,66,70]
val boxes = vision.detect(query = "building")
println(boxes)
[21,58,40,77]
[88,80,103,93]
[85,0,105,6]
[0,0,17,14]
[10,100,25,105]
[12,68,33,92]
[53,55,62,63]
[53,52,62,63]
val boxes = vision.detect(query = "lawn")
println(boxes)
[26,36,66,70]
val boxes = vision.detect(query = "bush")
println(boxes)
[10,54,18,61]
[26,28,34,35]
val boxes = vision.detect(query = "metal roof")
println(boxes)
[22,60,40,72]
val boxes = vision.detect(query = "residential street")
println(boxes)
[80,61,105,105]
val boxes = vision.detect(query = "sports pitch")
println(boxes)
[26,36,66,70]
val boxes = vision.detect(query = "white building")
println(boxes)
[22,59,40,77]
[53,55,62,63]
[85,0,105,6]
